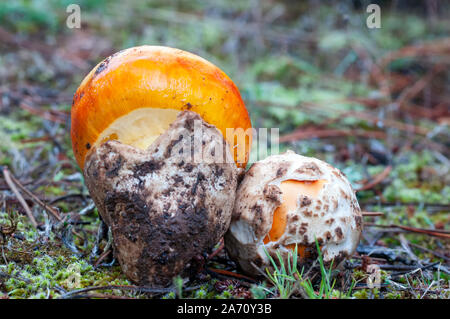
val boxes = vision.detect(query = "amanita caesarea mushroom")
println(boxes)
[71,46,252,286]
[71,46,252,169]
[225,151,363,274]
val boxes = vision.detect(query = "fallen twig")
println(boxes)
[2,167,38,228]
[19,101,68,124]
[60,284,201,299]
[361,211,385,217]
[378,37,450,69]
[395,65,447,109]
[5,168,62,221]
[408,243,450,263]
[49,193,89,205]
[60,285,171,299]
[364,223,450,239]
[360,201,450,213]
[356,166,392,191]
[207,238,224,260]
[206,267,257,284]
[68,293,135,299]
[389,262,446,277]
[93,249,112,268]
[279,128,386,143]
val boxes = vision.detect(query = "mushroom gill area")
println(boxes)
[94,107,180,150]
[263,179,327,244]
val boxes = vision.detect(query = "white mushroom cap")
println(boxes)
[225,150,362,274]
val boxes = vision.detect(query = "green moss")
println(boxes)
[353,288,380,299]
[385,291,402,299]
[0,210,136,299]
[1,253,134,298]
[162,291,176,299]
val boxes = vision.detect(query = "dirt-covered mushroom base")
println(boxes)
[83,111,238,287]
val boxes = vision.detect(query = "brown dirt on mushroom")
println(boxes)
[84,111,238,287]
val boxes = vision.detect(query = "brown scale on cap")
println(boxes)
[225,150,363,275]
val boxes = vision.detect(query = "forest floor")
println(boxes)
[0,1,449,299]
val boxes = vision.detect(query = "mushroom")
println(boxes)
[71,46,252,286]
[225,150,363,275]
[71,46,252,170]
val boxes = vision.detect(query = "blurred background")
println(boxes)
[0,0,449,299]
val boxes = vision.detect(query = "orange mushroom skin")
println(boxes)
[264,179,327,243]
[71,46,252,169]
[263,179,327,258]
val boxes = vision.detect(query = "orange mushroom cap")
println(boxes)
[71,46,252,169]
[263,179,327,245]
